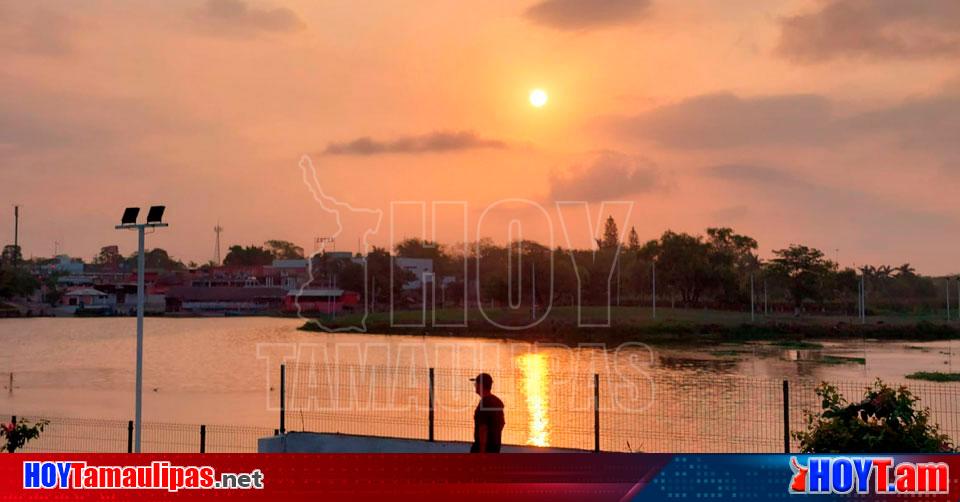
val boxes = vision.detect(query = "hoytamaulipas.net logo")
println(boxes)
[789,456,949,495]
[23,461,264,492]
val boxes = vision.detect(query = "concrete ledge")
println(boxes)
[258,431,586,453]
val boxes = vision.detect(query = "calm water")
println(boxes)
[0,318,956,451]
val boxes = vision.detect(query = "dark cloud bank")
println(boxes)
[777,0,960,62]
[323,131,507,156]
[524,0,651,30]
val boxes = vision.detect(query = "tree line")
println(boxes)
[3,224,953,315]
[386,217,950,315]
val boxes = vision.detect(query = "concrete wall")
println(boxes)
[258,432,586,453]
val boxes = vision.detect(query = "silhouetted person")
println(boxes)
[470,373,504,453]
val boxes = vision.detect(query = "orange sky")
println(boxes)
[2,0,960,273]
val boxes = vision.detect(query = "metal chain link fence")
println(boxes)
[5,366,958,453]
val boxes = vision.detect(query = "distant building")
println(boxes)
[395,257,434,291]
[50,255,84,275]
[266,259,310,290]
[282,289,360,314]
[346,255,435,291]
[57,287,114,316]
[62,288,110,307]
[165,286,285,313]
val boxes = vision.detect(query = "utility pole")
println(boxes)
[13,205,19,265]
[616,254,621,307]
[651,260,657,320]
[763,280,768,316]
[750,273,755,322]
[948,278,952,322]
[860,271,866,324]
[213,222,223,265]
[531,261,537,320]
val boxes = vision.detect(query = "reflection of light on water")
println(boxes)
[517,353,550,446]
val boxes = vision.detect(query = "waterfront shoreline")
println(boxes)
[298,317,960,346]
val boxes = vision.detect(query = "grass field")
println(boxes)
[295,306,960,344]
[303,305,957,326]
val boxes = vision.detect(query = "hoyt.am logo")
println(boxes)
[789,456,949,495]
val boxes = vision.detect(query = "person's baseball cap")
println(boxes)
[470,373,493,389]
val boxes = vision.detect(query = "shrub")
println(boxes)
[0,419,48,453]
[794,380,954,453]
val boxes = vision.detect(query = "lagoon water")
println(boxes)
[0,317,956,451]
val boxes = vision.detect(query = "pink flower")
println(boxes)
[1,423,14,435]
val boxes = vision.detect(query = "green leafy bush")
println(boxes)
[0,419,47,453]
[794,380,954,453]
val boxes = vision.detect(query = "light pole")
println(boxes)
[860,269,866,324]
[651,259,657,320]
[115,206,168,453]
[948,278,952,322]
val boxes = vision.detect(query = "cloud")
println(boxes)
[548,151,666,201]
[196,0,305,34]
[0,72,212,173]
[704,163,953,242]
[0,6,75,56]
[777,0,960,63]
[845,93,960,154]
[611,88,960,160]
[323,131,507,156]
[710,205,749,222]
[524,0,651,30]
[613,93,841,149]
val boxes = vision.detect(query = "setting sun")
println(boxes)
[529,88,548,108]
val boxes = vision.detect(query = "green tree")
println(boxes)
[627,227,640,251]
[1,245,22,265]
[706,227,759,305]
[223,245,274,267]
[92,246,122,267]
[656,230,712,305]
[795,380,954,453]
[0,266,39,299]
[596,216,620,250]
[394,238,455,277]
[768,244,833,312]
[42,272,66,306]
[0,418,48,453]
[125,248,185,270]
[265,240,304,260]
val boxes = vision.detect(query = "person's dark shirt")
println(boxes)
[471,394,505,453]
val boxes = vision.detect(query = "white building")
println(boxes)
[50,255,84,275]
[395,257,434,291]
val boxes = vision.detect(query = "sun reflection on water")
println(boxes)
[517,353,550,446]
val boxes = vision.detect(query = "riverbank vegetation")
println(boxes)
[291,220,959,324]
[906,372,960,382]
[298,305,960,345]
[795,381,955,453]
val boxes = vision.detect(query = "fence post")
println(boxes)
[594,374,600,453]
[428,367,435,442]
[199,425,206,453]
[279,363,286,435]
[782,380,790,454]
[127,420,133,453]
